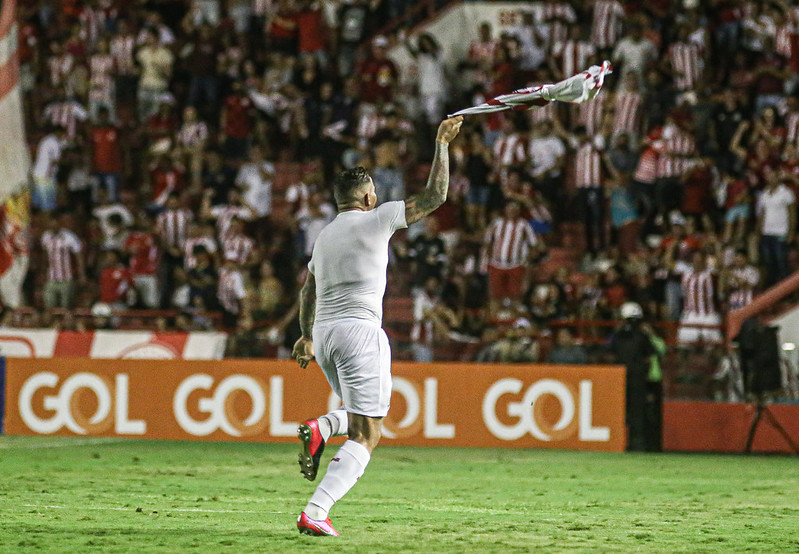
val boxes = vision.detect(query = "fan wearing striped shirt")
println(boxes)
[200,187,256,243]
[480,201,544,317]
[677,251,723,345]
[41,213,87,309]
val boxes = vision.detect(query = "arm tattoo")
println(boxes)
[405,142,449,225]
[299,272,316,338]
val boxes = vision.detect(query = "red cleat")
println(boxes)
[297,419,325,481]
[297,511,339,536]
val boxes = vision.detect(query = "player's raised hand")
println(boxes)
[436,116,463,144]
[292,336,315,369]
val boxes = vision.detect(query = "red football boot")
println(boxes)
[297,511,339,537]
[297,419,325,481]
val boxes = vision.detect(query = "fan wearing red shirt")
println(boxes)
[124,216,160,308]
[89,107,123,201]
[221,82,255,159]
[99,249,134,309]
[148,155,186,207]
[146,101,178,150]
[298,0,327,62]
[356,36,399,104]
[268,0,299,54]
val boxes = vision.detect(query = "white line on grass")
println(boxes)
[0,438,126,449]
[22,504,288,515]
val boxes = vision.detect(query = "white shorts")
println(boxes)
[313,318,392,417]
[678,311,723,345]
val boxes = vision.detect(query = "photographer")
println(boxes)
[610,302,655,452]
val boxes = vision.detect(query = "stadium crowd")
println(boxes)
[9,0,799,362]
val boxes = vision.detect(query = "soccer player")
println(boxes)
[292,116,463,536]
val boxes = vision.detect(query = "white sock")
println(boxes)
[317,409,349,442]
[304,440,371,520]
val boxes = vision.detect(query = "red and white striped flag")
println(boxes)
[449,61,612,117]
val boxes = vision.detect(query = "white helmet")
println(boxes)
[620,302,643,319]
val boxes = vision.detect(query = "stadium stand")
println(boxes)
[9,0,799,399]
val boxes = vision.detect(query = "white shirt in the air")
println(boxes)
[308,201,407,326]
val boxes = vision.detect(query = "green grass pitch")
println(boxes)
[1,436,797,553]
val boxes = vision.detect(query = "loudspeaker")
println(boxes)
[736,319,782,395]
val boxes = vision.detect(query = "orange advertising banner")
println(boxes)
[2,358,626,451]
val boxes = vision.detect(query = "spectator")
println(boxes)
[88,38,116,122]
[463,128,495,230]
[720,168,751,246]
[88,106,123,201]
[667,24,705,94]
[719,250,760,311]
[235,145,274,218]
[547,327,589,364]
[220,81,255,160]
[677,251,723,345]
[64,148,97,217]
[411,275,441,363]
[98,249,134,310]
[357,35,398,105]
[176,106,209,189]
[296,191,335,261]
[42,87,88,139]
[756,174,796,286]
[110,19,137,107]
[99,212,130,252]
[492,117,527,183]
[221,216,257,268]
[145,99,178,152]
[613,74,644,141]
[201,149,236,203]
[201,187,256,243]
[184,24,220,121]
[136,27,174,121]
[611,18,657,87]
[655,111,697,215]
[371,131,405,204]
[590,0,625,52]
[481,201,542,315]
[253,260,284,319]
[41,213,86,309]
[528,119,566,215]
[218,252,248,329]
[187,246,217,309]
[483,318,540,363]
[550,23,596,81]
[405,33,448,139]
[156,191,193,303]
[148,154,186,208]
[124,214,160,308]
[184,221,219,270]
[32,126,67,212]
[557,121,607,255]
[404,216,447,290]
[92,187,133,241]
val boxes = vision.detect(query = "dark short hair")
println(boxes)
[334,167,371,205]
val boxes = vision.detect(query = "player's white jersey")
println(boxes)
[309,201,407,325]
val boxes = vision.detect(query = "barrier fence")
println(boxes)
[1,358,627,452]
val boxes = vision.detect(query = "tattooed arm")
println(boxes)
[292,271,316,368]
[404,116,464,225]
